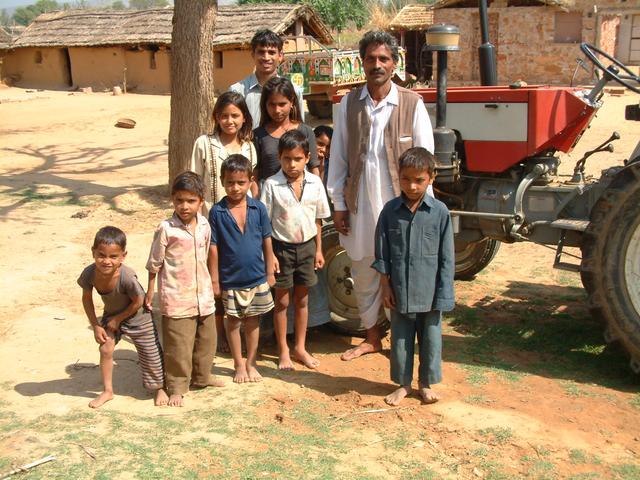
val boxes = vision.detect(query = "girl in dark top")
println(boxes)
[253,77,320,184]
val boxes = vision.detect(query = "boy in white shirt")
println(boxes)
[260,130,330,370]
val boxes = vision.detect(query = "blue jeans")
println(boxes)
[390,310,442,387]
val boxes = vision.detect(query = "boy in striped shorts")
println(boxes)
[208,154,276,383]
[78,226,166,408]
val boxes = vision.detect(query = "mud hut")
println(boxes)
[1,5,332,93]
[388,4,435,82]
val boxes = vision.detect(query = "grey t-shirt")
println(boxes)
[77,264,150,326]
[253,123,320,181]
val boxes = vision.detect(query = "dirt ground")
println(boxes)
[0,85,639,479]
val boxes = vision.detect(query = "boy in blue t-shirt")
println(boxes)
[372,147,455,406]
[208,154,276,384]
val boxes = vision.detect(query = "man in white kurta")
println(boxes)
[327,31,434,361]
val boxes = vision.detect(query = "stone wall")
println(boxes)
[432,1,637,86]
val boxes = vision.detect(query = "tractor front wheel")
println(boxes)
[581,163,640,372]
[322,223,389,337]
[455,238,501,280]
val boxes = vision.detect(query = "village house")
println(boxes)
[389,0,639,86]
[388,4,435,81]
[1,5,332,94]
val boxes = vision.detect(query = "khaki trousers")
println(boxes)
[162,314,216,395]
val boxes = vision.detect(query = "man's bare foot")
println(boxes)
[88,390,113,408]
[340,340,382,361]
[154,388,169,406]
[233,364,250,383]
[247,365,263,382]
[168,394,184,407]
[384,386,412,406]
[191,375,225,389]
[292,348,320,369]
[419,384,440,404]
[278,352,295,371]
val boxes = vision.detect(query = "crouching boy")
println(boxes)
[78,226,166,408]
[372,147,455,406]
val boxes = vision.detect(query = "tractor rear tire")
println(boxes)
[581,163,640,373]
[455,238,501,280]
[321,223,389,337]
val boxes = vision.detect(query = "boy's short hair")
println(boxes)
[251,29,283,52]
[172,171,205,199]
[221,154,253,180]
[278,129,309,156]
[359,30,400,63]
[313,125,333,139]
[398,147,436,177]
[92,226,126,251]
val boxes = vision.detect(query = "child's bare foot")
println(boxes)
[191,375,225,389]
[233,364,250,383]
[419,384,440,404]
[278,352,295,371]
[292,348,320,369]
[88,390,113,408]
[384,386,412,406]
[246,365,263,382]
[168,394,184,407]
[154,388,169,406]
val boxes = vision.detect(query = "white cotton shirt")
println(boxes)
[190,133,257,215]
[260,170,331,244]
[326,83,434,262]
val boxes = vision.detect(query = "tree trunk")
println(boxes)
[168,0,217,184]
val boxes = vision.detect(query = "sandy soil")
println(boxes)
[0,85,639,478]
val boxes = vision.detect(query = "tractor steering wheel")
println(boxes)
[580,43,640,94]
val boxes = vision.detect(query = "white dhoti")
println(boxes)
[350,256,383,329]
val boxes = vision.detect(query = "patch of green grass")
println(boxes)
[527,459,557,479]
[629,394,640,410]
[471,446,489,457]
[567,474,600,480]
[569,449,588,464]
[464,394,488,404]
[10,186,90,207]
[478,459,511,480]
[447,303,632,389]
[462,365,490,386]
[563,381,594,398]
[478,426,514,445]
[611,463,640,480]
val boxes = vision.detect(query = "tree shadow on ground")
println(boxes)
[444,280,639,392]
[14,350,151,401]
[0,143,168,218]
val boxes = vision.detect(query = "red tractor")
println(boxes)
[322,23,640,371]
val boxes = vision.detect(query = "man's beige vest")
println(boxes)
[344,84,421,213]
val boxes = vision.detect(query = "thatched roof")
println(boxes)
[432,0,574,10]
[388,4,435,31]
[214,4,333,49]
[0,27,11,50]
[11,4,333,49]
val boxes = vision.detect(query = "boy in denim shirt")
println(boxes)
[372,147,454,406]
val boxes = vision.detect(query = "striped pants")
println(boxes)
[116,318,165,390]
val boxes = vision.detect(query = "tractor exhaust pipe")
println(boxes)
[425,25,461,183]
[478,0,497,86]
